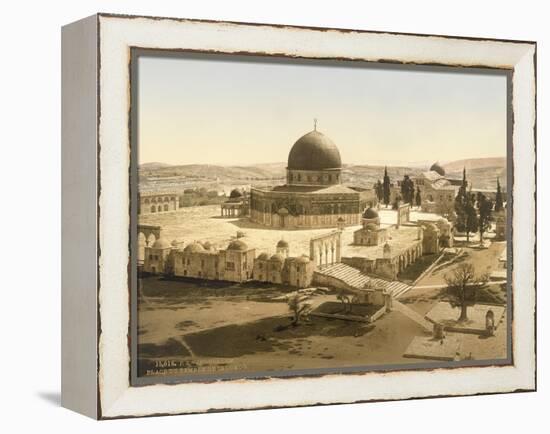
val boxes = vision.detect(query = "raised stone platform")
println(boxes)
[403,335,462,361]
[425,302,506,335]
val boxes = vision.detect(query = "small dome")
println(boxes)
[296,255,310,264]
[430,162,446,176]
[278,207,289,216]
[229,188,243,199]
[277,239,289,248]
[363,207,379,219]
[287,130,342,170]
[171,239,179,247]
[152,238,171,249]
[424,223,438,232]
[184,242,205,253]
[227,239,248,251]
[202,241,213,250]
[257,252,269,260]
[270,253,284,262]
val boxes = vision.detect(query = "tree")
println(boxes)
[392,194,401,210]
[494,178,504,212]
[455,187,478,242]
[400,175,415,204]
[478,193,494,243]
[383,166,391,207]
[287,293,312,326]
[464,197,479,242]
[337,290,353,314]
[415,186,422,208]
[375,180,384,203]
[444,263,488,322]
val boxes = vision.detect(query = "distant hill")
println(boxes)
[442,157,506,173]
[140,162,286,181]
[138,157,507,193]
[139,162,172,170]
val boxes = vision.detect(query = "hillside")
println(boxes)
[139,157,506,193]
[442,157,506,173]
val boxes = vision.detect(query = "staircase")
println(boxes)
[316,263,412,298]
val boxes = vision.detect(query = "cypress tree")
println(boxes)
[495,178,504,212]
[415,186,422,208]
[478,193,494,243]
[383,166,391,207]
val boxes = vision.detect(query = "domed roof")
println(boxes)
[363,207,379,219]
[184,242,205,253]
[270,253,284,262]
[171,239,179,247]
[277,239,289,248]
[227,239,248,251]
[296,255,310,264]
[202,241,213,250]
[229,188,243,199]
[152,238,171,249]
[430,162,446,176]
[287,130,342,170]
[257,252,269,260]
[365,223,378,231]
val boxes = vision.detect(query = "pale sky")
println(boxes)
[137,53,508,166]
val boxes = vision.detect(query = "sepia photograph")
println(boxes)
[132,51,511,383]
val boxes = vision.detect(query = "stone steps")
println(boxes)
[318,263,412,298]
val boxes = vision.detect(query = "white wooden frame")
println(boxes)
[61,13,536,419]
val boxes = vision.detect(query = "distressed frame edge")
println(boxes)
[94,14,537,419]
[61,13,100,419]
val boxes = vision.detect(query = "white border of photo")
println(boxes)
[83,14,535,418]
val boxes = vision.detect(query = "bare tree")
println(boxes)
[287,293,312,326]
[337,290,353,314]
[444,263,488,322]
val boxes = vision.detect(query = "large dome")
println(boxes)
[287,130,342,170]
[430,162,446,176]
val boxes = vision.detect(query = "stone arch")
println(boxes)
[157,205,162,212]
[150,205,156,213]
[163,204,169,212]
[138,232,146,261]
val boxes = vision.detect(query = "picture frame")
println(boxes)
[61,13,536,419]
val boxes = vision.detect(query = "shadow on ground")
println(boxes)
[37,391,61,407]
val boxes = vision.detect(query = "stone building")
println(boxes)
[173,241,219,280]
[342,239,424,281]
[172,238,256,283]
[418,217,454,249]
[149,236,315,288]
[353,207,389,246]
[143,237,173,274]
[253,242,316,289]
[220,188,249,217]
[413,163,462,214]
[250,126,375,229]
[420,223,440,254]
[139,191,179,215]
